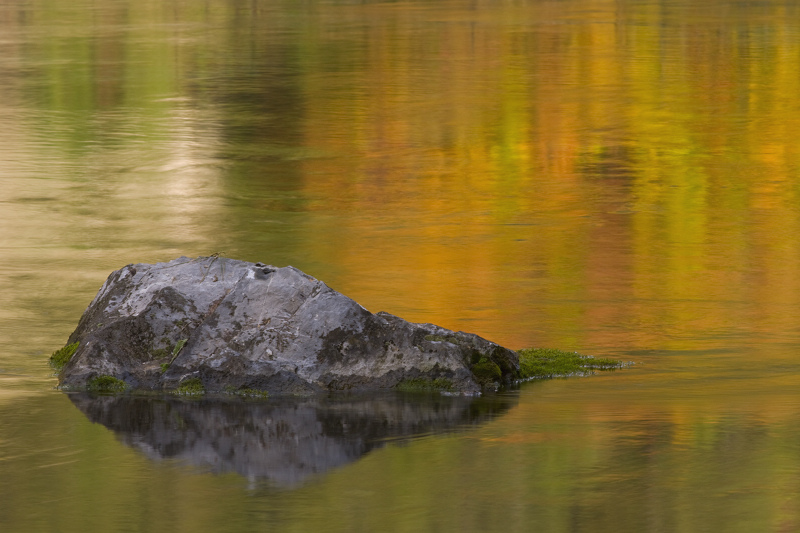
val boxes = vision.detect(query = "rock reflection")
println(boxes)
[69,392,515,488]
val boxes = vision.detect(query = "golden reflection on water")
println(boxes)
[3,0,800,531]
[292,0,800,355]
[3,0,799,353]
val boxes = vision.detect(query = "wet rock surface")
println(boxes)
[58,256,519,394]
[69,392,516,488]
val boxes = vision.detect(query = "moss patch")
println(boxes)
[175,377,205,396]
[160,338,188,373]
[395,378,454,392]
[87,375,127,393]
[151,348,170,359]
[49,342,79,371]
[518,348,626,379]
[172,338,188,358]
[225,386,269,398]
[471,356,502,385]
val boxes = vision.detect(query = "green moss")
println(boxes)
[150,348,169,359]
[471,356,502,385]
[172,338,188,358]
[396,378,454,392]
[49,342,79,370]
[225,386,269,398]
[159,338,188,373]
[518,348,626,379]
[87,375,127,393]
[175,377,205,396]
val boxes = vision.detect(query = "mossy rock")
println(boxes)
[159,339,188,373]
[87,375,127,393]
[49,342,79,371]
[175,377,205,396]
[470,356,502,386]
[150,348,170,359]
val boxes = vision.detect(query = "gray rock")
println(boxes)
[58,256,519,394]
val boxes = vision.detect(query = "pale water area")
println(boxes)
[2,0,800,531]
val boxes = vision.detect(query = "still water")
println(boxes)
[3,0,800,530]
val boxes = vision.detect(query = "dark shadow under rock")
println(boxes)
[68,392,518,488]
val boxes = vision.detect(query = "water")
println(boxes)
[2,0,800,530]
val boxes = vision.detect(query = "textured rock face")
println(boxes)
[58,256,519,394]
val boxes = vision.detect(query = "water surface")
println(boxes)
[3,0,800,531]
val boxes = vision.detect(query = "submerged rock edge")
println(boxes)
[55,256,520,395]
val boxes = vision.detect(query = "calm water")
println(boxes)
[3,0,800,530]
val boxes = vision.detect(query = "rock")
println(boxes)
[57,256,519,394]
